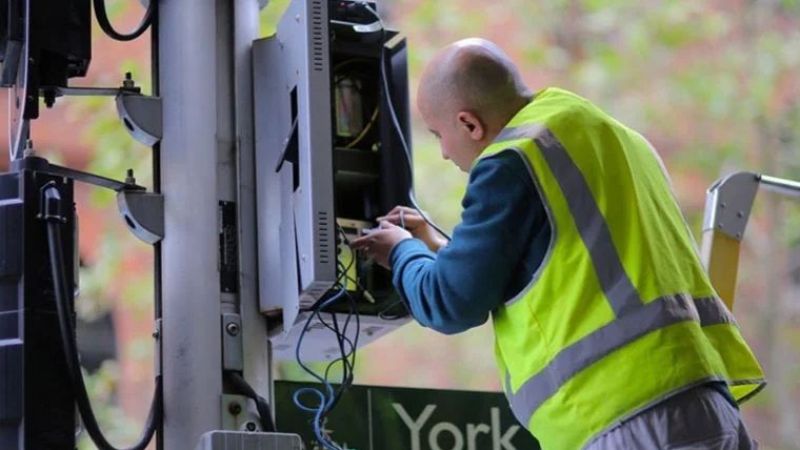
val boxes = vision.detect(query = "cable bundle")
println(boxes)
[293,228,361,450]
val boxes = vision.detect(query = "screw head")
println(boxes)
[226,322,240,336]
[245,421,257,432]
[228,402,242,415]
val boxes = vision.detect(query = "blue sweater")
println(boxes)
[389,150,552,334]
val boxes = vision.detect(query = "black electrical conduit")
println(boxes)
[226,371,277,433]
[93,0,156,42]
[42,183,161,450]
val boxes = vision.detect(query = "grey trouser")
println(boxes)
[583,384,757,450]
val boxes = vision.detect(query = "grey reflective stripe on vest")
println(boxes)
[495,125,641,317]
[508,294,700,426]
[492,125,737,427]
[694,296,736,326]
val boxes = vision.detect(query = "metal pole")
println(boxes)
[233,0,272,403]
[759,174,800,198]
[159,0,222,446]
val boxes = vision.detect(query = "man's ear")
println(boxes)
[457,111,485,141]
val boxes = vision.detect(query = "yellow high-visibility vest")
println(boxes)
[482,88,765,450]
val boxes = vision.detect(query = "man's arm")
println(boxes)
[390,150,546,334]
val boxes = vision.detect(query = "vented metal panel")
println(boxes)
[310,0,324,72]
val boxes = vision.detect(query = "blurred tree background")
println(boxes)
[1,0,797,449]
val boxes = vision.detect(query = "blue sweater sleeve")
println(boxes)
[389,150,544,334]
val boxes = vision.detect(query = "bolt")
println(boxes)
[245,421,257,432]
[22,140,35,158]
[226,322,240,336]
[737,211,744,218]
[295,14,300,22]
[123,72,135,89]
[152,329,160,339]
[228,402,242,415]
[720,202,726,208]
[125,169,136,185]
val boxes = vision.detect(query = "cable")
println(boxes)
[226,372,276,432]
[42,184,160,450]
[292,227,364,450]
[293,291,348,450]
[333,59,381,150]
[93,0,155,42]
[344,107,379,149]
[360,2,452,241]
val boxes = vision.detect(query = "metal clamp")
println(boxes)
[117,188,164,245]
[116,92,162,146]
[702,171,760,241]
[222,313,244,372]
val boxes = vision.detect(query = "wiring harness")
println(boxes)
[292,226,361,450]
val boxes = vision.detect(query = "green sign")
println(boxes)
[275,381,541,450]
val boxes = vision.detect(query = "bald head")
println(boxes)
[418,38,532,129]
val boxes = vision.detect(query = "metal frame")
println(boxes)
[701,171,800,309]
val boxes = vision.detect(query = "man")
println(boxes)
[351,38,764,449]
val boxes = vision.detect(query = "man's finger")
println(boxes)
[350,236,370,248]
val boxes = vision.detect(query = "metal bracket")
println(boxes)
[703,171,800,241]
[51,86,140,97]
[50,73,162,146]
[10,156,145,192]
[117,189,164,245]
[116,92,163,146]
[702,171,760,241]
[221,394,261,433]
[222,313,244,372]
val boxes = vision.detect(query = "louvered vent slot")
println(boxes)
[311,0,325,72]
[317,210,331,264]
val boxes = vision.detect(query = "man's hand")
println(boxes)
[350,220,412,269]
[377,206,448,253]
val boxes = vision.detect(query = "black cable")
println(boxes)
[149,8,164,449]
[361,3,452,241]
[226,372,276,432]
[43,184,161,450]
[93,0,155,42]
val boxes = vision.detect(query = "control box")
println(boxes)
[253,0,413,359]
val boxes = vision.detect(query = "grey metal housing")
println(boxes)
[253,0,336,322]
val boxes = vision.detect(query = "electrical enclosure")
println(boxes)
[253,0,413,360]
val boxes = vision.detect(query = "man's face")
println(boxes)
[418,98,480,172]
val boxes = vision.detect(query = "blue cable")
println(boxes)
[293,290,349,450]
